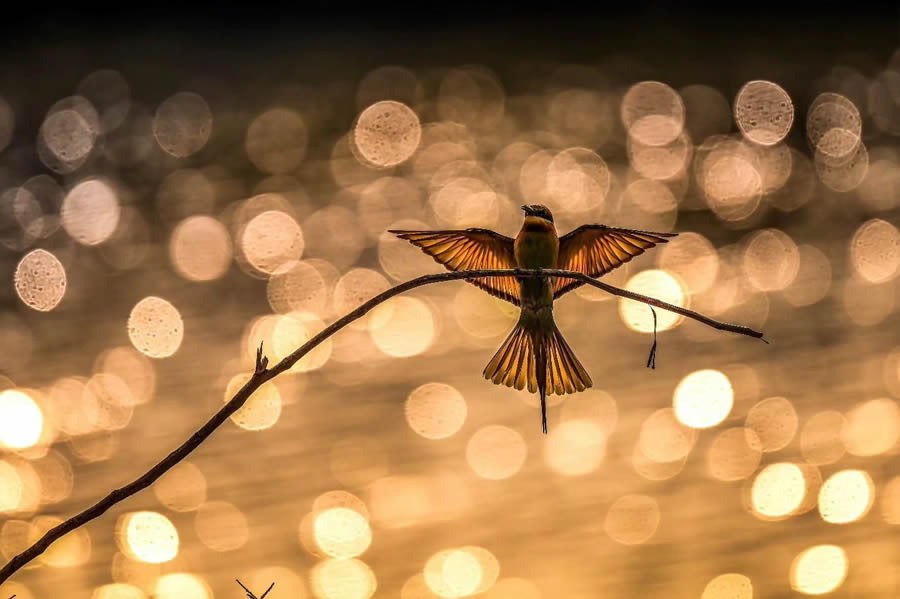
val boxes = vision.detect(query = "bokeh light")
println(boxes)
[621,81,685,146]
[311,558,377,599]
[751,463,806,520]
[61,178,121,245]
[313,507,372,559]
[241,210,305,276]
[706,427,762,481]
[734,80,794,145]
[673,369,733,429]
[352,100,422,168]
[14,249,67,311]
[424,548,483,598]
[117,511,179,563]
[850,218,900,284]
[29,515,91,567]
[405,383,467,439]
[485,578,541,599]
[466,425,527,480]
[194,500,249,551]
[604,494,660,545]
[656,232,719,295]
[701,573,753,599]
[169,216,233,282]
[742,229,799,292]
[0,389,44,449]
[153,573,212,599]
[246,108,308,174]
[619,269,686,332]
[92,583,147,599]
[270,311,332,373]
[782,245,832,307]
[152,461,207,512]
[333,268,390,331]
[790,545,848,595]
[127,296,184,358]
[744,396,798,452]
[225,373,282,431]
[800,411,846,465]
[841,398,900,456]
[639,407,697,463]
[0,460,23,512]
[882,476,900,525]
[370,296,435,357]
[544,419,606,476]
[152,92,212,157]
[818,469,874,524]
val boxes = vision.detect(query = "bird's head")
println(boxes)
[521,204,554,223]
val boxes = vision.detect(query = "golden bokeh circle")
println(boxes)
[117,511,179,563]
[701,573,753,599]
[405,383,467,440]
[544,419,606,476]
[790,545,848,595]
[619,270,686,333]
[466,425,527,480]
[604,494,660,545]
[311,558,377,599]
[169,216,233,282]
[194,500,249,552]
[0,389,44,450]
[751,463,806,520]
[14,249,66,311]
[818,469,874,524]
[352,100,422,168]
[313,507,372,559]
[127,296,184,359]
[673,369,733,429]
[734,80,794,145]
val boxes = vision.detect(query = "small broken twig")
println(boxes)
[646,306,658,369]
[0,267,765,584]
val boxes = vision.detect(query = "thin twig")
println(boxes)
[0,268,765,584]
[235,578,274,599]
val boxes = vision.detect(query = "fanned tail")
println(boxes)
[483,318,593,433]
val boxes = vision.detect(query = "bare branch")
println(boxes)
[0,268,765,584]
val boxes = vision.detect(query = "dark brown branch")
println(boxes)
[0,268,764,584]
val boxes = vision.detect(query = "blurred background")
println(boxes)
[1,5,899,598]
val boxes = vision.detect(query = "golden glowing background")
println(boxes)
[1,10,899,599]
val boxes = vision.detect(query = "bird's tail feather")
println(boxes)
[483,318,592,432]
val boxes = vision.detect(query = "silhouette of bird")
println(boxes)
[390,204,676,433]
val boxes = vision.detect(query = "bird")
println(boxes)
[390,204,676,434]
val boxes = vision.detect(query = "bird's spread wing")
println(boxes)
[554,225,677,298]
[389,228,520,305]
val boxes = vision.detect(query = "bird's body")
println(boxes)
[390,205,675,433]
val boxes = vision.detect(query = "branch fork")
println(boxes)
[236,579,274,599]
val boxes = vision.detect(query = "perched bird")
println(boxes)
[390,205,675,433]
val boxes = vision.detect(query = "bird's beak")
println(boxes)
[520,205,532,216]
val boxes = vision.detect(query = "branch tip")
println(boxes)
[235,579,255,599]
[255,342,269,374]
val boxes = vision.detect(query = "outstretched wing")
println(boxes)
[554,225,677,298]
[389,228,520,305]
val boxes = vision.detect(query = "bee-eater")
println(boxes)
[390,204,675,433]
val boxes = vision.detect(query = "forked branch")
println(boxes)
[0,268,765,584]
